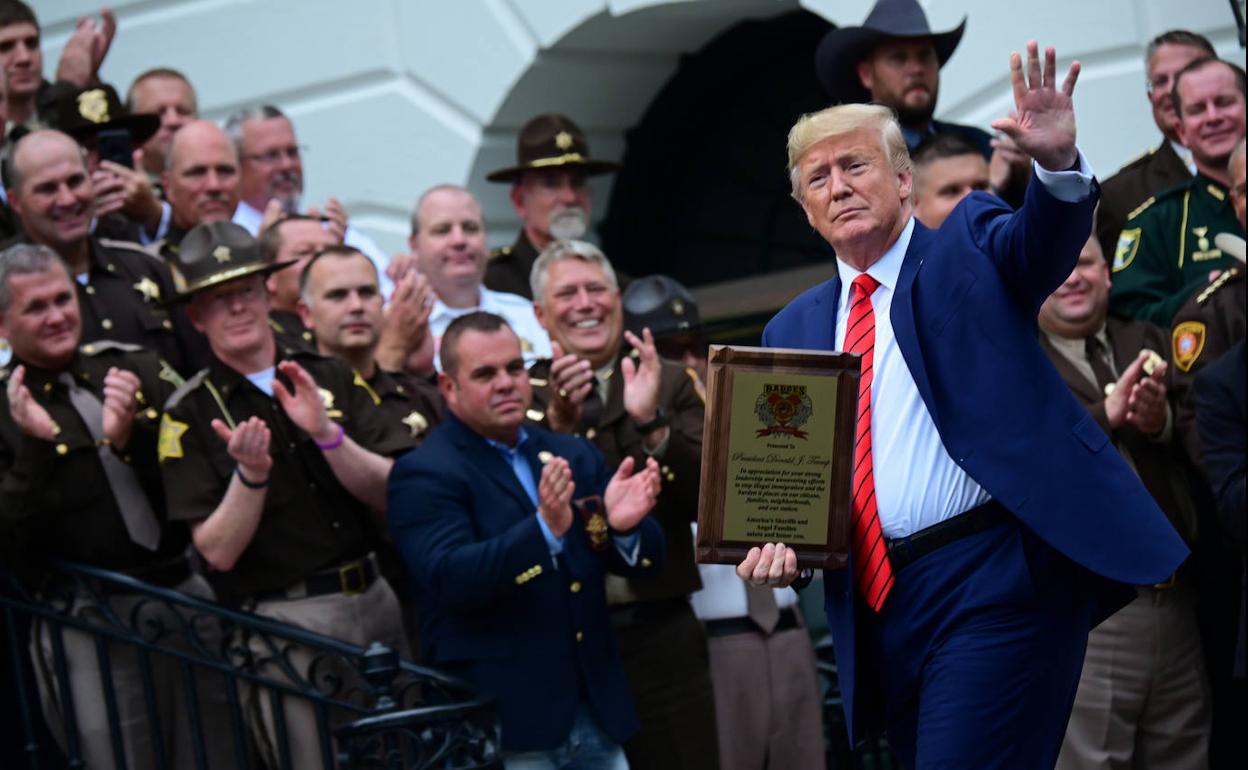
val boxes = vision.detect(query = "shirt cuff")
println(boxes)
[1032,148,1095,203]
[535,511,564,556]
[613,531,641,566]
[140,202,173,245]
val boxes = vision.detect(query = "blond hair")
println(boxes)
[787,104,911,200]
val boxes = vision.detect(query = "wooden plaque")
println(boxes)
[695,345,860,569]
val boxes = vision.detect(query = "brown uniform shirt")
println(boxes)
[0,342,185,578]
[527,354,705,603]
[359,367,444,444]
[159,348,415,598]
[268,309,318,356]
[76,237,208,378]
[484,230,540,300]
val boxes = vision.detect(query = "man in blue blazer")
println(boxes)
[741,43,1189,768]
[388,311,665,768]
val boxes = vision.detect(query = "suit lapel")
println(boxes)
[446,415,537,512]
[888,222,937,415]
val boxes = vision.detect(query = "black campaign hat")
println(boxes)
[45,84,160,147]
[486,113,621,183]
[623,275,701,339]
[166,222,294,303]
[815,0,966,105]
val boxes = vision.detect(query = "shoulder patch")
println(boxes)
[1172,321,1207,372]
[1113,228,1142,272]
[1125,197,1155,221]
[164,369,209,411]
[1206,184,1225,201]
[158,413,190,462]
[80,340,143,355]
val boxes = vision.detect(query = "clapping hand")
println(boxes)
[546,342,594,433]
[101,366,141,450]
[272,361,334,444]
[211,416,272,483]
[5,366,58,441]
[604,455,661,532]
[537,456,575,538]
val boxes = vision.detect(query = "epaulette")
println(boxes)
[1196,266,1240,305]
[1114,146,1156,173]
[1205,184,1226,202]
[1124,196,1156,221]
[80,340,143,355]
[164,369,209,411]
[96,237,165,265]
[489,246,512,259]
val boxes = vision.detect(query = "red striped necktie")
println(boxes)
[845,273,894,611]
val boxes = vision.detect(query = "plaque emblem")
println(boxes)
[754,384,812,439]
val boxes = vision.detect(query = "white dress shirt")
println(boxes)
[428,286,553,369]
[232,201,395,300]
[834,155,1096,537]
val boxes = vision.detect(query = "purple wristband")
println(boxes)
[315,422,345,451]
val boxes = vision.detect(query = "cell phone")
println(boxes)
[96,128,134,169]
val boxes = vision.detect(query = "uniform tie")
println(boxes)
[845,274,893,611]
[58,372,162,550]
[1085,336,1119,395]
[745,584,781,634]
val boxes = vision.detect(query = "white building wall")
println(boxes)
[33,0,1242,260]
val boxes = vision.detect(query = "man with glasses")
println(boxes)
[1096,31,1217,261]
[225,104,394,298]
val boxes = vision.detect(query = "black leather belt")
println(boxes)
[884,501,1008,571]
[609,597,689,629]
[254,554,379,603]
[704,607,800,638]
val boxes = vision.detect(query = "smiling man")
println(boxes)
[1037,234,1210,770]
[1110,57,1246,325]
[745,43,1187,768]
[158,120,240,259]
[387,311,664,767]
[411,184,550,368]
[529,240,717,770]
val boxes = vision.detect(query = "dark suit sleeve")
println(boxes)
[387,450,553,613]
[1192,348,1246,545]
[964,177,1097,316]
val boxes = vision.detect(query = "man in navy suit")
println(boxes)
[741,42,1188,768]
[388,311,666,769]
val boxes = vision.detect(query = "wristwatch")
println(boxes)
[633,408,669,435]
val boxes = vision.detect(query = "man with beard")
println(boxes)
[6,130,204,376]
[1095,31,1215,261]
[815,0,1030,205]
[411,184,550,366]
[225,104,393,297]
[157,120,240,260]
[484,114,620,300]
[126,67,198,194]
[1110,58,1245,326]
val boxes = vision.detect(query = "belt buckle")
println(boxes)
[1152,573,1176,590]
[339,562,366,595]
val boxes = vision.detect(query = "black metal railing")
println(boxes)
[0,561,500,770]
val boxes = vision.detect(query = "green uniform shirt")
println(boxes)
[1109,173,1242,327]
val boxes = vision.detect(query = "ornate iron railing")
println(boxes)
[0,561,500,769]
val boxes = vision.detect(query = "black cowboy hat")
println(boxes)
[166,222,295,303]
[623,275,701,339]
[46,83,160,147]
[815,0,967,105]
[486,113,621,183]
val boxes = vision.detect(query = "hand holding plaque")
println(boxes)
[696,345,859,569]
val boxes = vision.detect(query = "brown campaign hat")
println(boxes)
[46,83,160,147]
[815,0,966,105]
[486,113,622,183]
[166,222,295,303]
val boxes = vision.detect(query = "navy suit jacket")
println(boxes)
[387,415,665,752]
[762,179,1189,740]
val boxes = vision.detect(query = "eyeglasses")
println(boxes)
[1146,76,1173,95]
[244,145,306,165]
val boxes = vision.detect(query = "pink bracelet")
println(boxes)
[315,423,345,450]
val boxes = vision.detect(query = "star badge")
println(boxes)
[133,277,162,302]
[401,410,428,438]
[212,246,232,263]
[554,131,574,151]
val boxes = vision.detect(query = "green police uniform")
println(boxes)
[1109,174,1242,326]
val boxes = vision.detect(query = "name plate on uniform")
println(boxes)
[696,345,856,569]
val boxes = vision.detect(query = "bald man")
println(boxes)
[156,120,240,260]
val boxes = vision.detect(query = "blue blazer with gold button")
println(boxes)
[387,413,665,753]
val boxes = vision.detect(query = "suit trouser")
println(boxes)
[243,575,405,770]
[864,517,1101,770]
[704,609,824,770]
[32,574,233,770]
[612,599,721,770]
[1057,578,1211,770]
